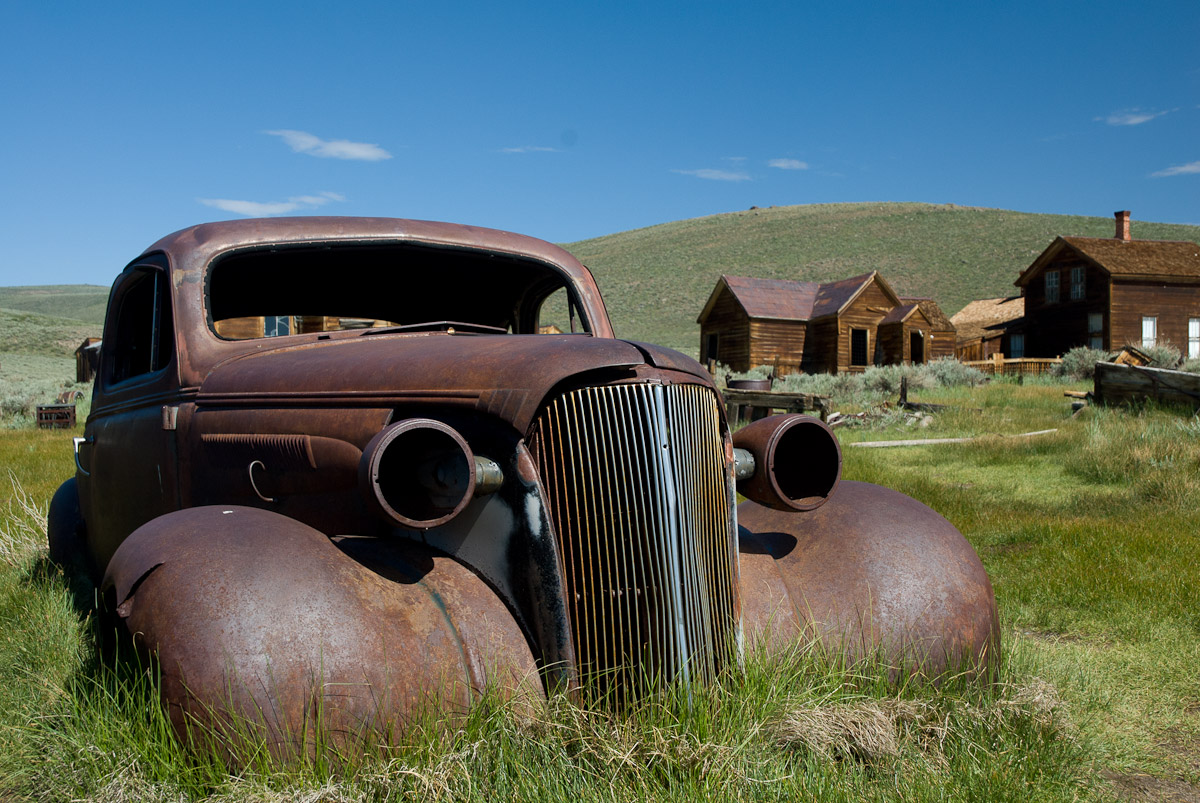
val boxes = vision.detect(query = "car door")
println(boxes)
[78,255,183,571]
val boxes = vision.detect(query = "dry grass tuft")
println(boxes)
[0,471,47,569]
[775,677,1070,767]
[776,698,904,762]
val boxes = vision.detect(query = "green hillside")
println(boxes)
[3,204,1199,361]
[0,308,100,358]
[0,308,98,421]
[0,285,109,325]
[564,202,1200,354]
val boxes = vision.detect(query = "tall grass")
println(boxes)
[4,385,1200,799]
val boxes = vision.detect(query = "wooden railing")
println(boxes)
[961,355,1062,376]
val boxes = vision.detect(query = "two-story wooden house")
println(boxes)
[697,272,955,375]
[1015,211,1200,359]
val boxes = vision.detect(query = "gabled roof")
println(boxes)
[810,271,902,319]
[697,275,819,323]
[879,303,921,325]
[1015,236,1200,287]
[699,271,906,324]
[901,297,954,331]
[950,296,1024,342]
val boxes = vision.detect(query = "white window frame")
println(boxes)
[1044,270,1059,303]
[1141,316,1157,349]
[1189,317,1200,359]
[1070,266,1085,300]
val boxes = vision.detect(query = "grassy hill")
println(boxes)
[0,308,99,422]
[0,285,108,325]
[3,204,1199,361]
[564,202,1200,353]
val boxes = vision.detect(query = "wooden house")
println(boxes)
[950,297,1026,361]
[901,297,957,361]
[214,315,348,339]
[697,272,953,375]
[75,337,102,382]
[1015,211,1200,359]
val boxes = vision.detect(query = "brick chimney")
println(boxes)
[1115,210,1131,241]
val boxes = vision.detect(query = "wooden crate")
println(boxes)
[36,404,76,429]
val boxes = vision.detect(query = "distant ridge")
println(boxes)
[0,285,109,325]
[565,202,1200,353]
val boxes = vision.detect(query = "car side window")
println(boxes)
[535,286,586,334]
[106,267,174,385]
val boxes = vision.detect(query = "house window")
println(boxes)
[1141,316,1157,349]
[1070,266,1085,300]
[264,315,291,337]
[850,328,869,366]
[1044,270,1059,303]
[1088,312,1103,351]
[705,333,719,363]
[1189,317,1200,359]
[1009,333,1025,359]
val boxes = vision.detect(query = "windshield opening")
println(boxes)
[207,243,591,340]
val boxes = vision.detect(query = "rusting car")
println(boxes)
[48,217,998,747]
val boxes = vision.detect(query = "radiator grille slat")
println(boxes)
[531,383,738,700]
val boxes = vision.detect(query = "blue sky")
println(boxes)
[1,1,1197,287]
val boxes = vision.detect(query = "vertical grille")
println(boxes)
[530,383,738,700]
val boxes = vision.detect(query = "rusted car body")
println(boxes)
[49,217,998,749]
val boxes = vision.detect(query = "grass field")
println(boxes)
[2,382,1198,801]
[0,286,109,326]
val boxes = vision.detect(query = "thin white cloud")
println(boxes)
[673,168,751,182]
[1151,160,1200,178]
[198,191,346,217]
[1098,109,1173,126]
[264,129,392,161]
[500,146,561,153]
[768,158,809,170]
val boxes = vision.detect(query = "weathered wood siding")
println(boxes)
[833,280,893,372]
[803,319,840,374]
[747,319,806,374]
[1110,280,1200,351]
[698,289,751,369]
[927,327,956,360]
[213,316,265,339]
[1023,255,1111,357]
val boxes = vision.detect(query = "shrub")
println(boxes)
[1140,342,1182,369]
[1179,358,1200,374]
[917,357,988,388]
[1052,347,1111,381]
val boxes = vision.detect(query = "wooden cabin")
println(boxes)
[950,297,1026,361]
[213,315,354,339]
[1015,211,1200,359]
[901,297,956,361]
[75,337,102,382]
[698,272,953,375]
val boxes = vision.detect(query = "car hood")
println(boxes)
[196,334,713,433]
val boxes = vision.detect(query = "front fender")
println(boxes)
[738,481,1000,678]
[102,506,541,754]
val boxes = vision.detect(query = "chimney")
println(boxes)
[1115,210,1131,241]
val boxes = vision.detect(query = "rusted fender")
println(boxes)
[738,481,999,678]
[102,506,541,755]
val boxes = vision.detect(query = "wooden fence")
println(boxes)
[962,355,1062,377]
